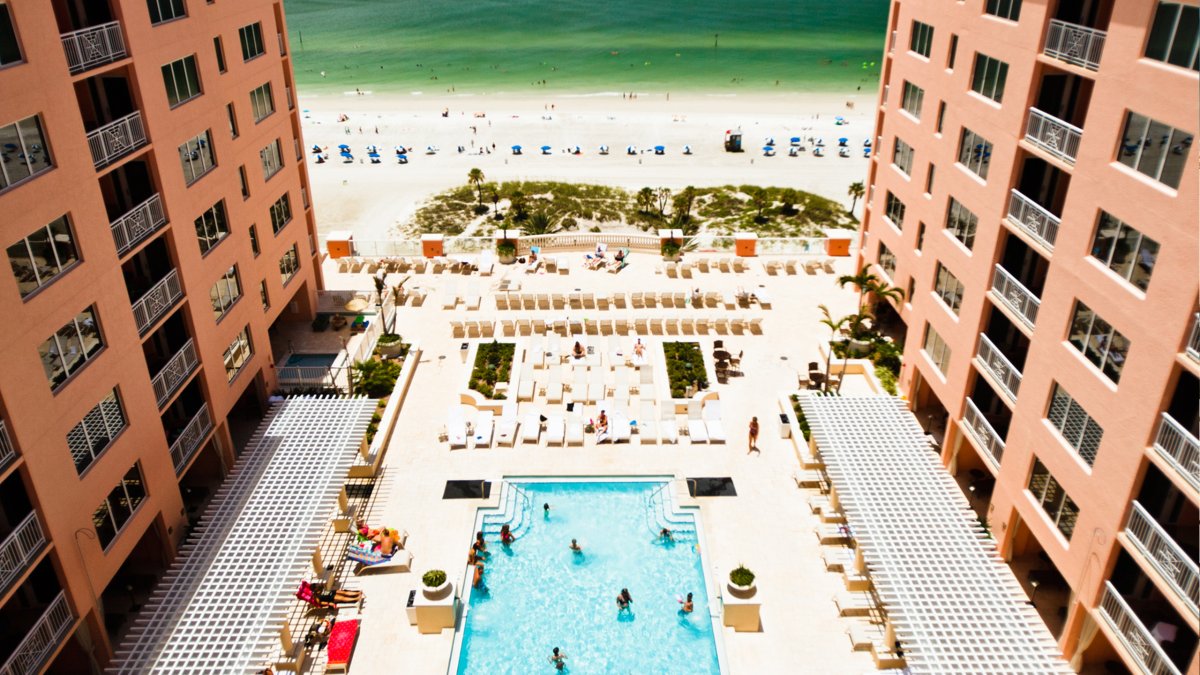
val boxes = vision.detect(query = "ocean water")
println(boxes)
[282,0,890,95]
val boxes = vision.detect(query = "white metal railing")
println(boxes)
[301,186,310,209]
[132,269,182,334]
[286,85,294,110]
[87,111,147,169]
[0,419,14,469]
[170,403,212,473]
[152,339,198,408]
[0,512,46,595]
[278,32,286,56]
[1098,582,1180,675]
[755,237,832,256]
[0,591,73,675]
[1044,19,1106,71]
[61,21,126,74]
[111,194,167,256]
[1125,501,1199,618]
[991,264,1041,330]
[882,84,889,106]
[976,333,1022,401]
[889,30,897,53]
[1152,412,1200,493]
[1006,189,1060,251]
[518,233,660,254]
[1026,107,1083,165]
[962,398,1005,468]
[1187,313,1200,363]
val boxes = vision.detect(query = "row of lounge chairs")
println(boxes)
[336,254,496,276]
[763,258,839,275]
[491,289,769,311]
[515,363,649,405]
[451,316,764,337]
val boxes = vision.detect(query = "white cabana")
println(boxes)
[111,395,377,674]
[798,394,1073,674]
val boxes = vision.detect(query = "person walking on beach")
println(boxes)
[748,416,760,453]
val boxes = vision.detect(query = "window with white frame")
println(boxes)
[900,81,924,119]
[147,0,186,25]
[223,326,253,381]
[279,244,299,285]
[957,127,993,180]
[934,263,964,315]
[194,200,229,254]
[985,0,1022,22]
[39,306,104,390]
[971,53,1009,103]
[923,323,952,374]
[945,197,977,250]
[1068,301,1130,383]
[1046,383,1103,466]
[179,130,215,185]
[1146,2,1199,71]
[1117,111,1191,189]
[249,82,274,122]
[1027,459,1079,539]
[893,137,914,175]
[8,215,79,297]
[239,22,264,61]
[92,463,147,548]
[210,265,241,321]
[1090,212,1158,291]
[162,55,202,107]
[884,191,906,228]
[67,389,126,475]
[260,139,283,181]
[0,114,53,192]
[910,20,934,57]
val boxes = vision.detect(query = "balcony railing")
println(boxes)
[962,398,1005,468]
[170,404,212,473]
[0,513,46,596]
[278,32,286,56]
[1044,19,1106,71]
[1026,108,1083,165]
[152,339,198,408]
[975,333,1022,402]
[990,265,1040,330]
[111,194,167,257]
[286,85,294,110]
[0,419,14,470]
[1125,501,1200,619]
[132,269,182,335]
[889,30,897,53]
[1152,412,1200,493]
[61,21,126,75]
[0,591,73,675]
[87,111,147,169]
[1187,313,1200,363]
[1006,189,1060,251]
[1098,583,1180,675]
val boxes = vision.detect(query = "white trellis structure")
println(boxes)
[798,395,1073,674]
[110,396,377,674]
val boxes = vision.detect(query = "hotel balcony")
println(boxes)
[101,159,166,257]
[0,512,45,599]
[122,238,181,335]
[1124,502,1199,620]
[1006,189,1060,252]
[1153,413,1200,494]
[110,194,167,257]
[1098,583,1183,675]
[0,420,13,472]
[1025,108,1083,165]
[990,265,1041,330]
[962,397,1005,469]
[1187,313,1200,364]
[86,112,147,169]
[169,403,213,474]
[132,270,182,336]
[151,338,198,408]
[61,21,126,75]
[1043,19,1106,71]
[975,333,1022,403]
[278,32,287,56]
[75,66,147,170]
[0,591,73,675]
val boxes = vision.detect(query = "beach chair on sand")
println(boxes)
[659,401,679,444]
[686,400,708,443]
[566,414,585,446]
[545,415,565,446]
[521,412,542,444]
[702,400,726,443]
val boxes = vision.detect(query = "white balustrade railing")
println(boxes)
[1152,412,1200,492]
[1125,501,1199,618]
[87,111,147,169]
[1187,313,1200,363]
[132,269,182,335]
[61,21,126,74]
[756,237,831,256]
[991,265,1041,330]
[518,232,660,254]
[111,194,167,256]
[962,398,1005,468]
[1044,19,1106,71]
[975,333,1022,402]
[152,339,198,408]
[0,419,14,469]
[1026,108,1083,165]
[0,592,73,675]
[1006,189,1060,251]
[1098,583,1180,675]
[0,512,46,595]
[170,404,212,473]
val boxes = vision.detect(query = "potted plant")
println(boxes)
[377,333,403,358]
[422,569,451,599]
[661,238,682,261]
[497,240,517,264]
[728,565,757,597]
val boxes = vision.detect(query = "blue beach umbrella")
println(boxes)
[512,145,522,151]
[762,146,773,151]
[790,137,801,144]
[339,149,352,156]
[838,138,848,146]
[654,145,665,151]
[541,145,551,152]
[338,144,350,150]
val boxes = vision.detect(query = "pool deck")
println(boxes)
[323,251,882,674]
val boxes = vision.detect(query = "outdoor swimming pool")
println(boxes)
[453,480,722,674]
[282,352,341,368]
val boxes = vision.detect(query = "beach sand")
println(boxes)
[298,91,876,242]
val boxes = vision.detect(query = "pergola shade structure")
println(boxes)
[110,396,377,674]
[798,394,1073,674]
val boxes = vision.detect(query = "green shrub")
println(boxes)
[473,204,490,215]
[663,342,707,396]
[790,395,812,441]
[729,566,756,587]
[352,359,402,398]
[378,333,402,346]
[422,570,447,587]
[875,365,898,395]
[470,341,515,400]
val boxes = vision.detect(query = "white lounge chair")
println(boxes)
[496,294,509,310]
[566,414,585,446]
[611,404,632,443]
[537,293,550,310]
[749,317,763,334]
[496,403,519,447]
[501,319,515,336]
[753,288,771,309]
[354,549,414,575]
[545,415,565,446]
[464,284,482,310]
[686,400,708,443]
[638,401,658,444]
[659,401,678,444]
[473,411,494,448]
[447,406,468,449]
[546,367,564,403]
[517,365,535,402]
[587,369,606,404]
[442,283,460,310]
[702,400,726,443]
[520,412,541,444]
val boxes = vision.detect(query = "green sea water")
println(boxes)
[282,0,890,95]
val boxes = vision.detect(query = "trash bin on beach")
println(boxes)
[778,413,791,439]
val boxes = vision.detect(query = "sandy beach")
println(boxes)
[298,91,876,242]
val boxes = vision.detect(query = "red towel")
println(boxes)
[326,620,360,665]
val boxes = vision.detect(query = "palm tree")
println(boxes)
[836,266,879,311]
[467,167,485,206]
[747,187,770,223]
[635,187,655,215]
[817,304,849,393]
[847,181,865,213]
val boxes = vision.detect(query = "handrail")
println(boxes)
[111,194,167,256]
[1098,582,1180,675]
[0,419,14,470]
[1006,189,1059,251]
[132,269,183,335]
[61,21,126,74]
[87,111,148,169]
[0,591,73,675]
[1044,19,1106,71]
[990,264,1041,330]
[1026,108,1083,165]
[975,333,1022,402]
[962,398,1005,468]
[1186,312,1200,363]
[169,404,212,473]
[152,338,198,407]
[1152,412,1200,493]
[1124,501,1199,618]
[0,512,46,596]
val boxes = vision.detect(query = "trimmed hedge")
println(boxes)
[470,341,515,399]
[663,342,708,398]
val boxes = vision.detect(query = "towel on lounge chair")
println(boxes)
[346,542,396,566]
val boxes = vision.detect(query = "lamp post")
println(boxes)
[1029,578,1041,607]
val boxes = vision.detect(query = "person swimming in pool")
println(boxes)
[660,527,673,542]
[681,592,694,613]
[543,503,551,519]
[569,538,583,553]
[616,588,633,611]
[549,647,567,670]
[500,524,514,545]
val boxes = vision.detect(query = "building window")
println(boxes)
[259,280,270,311]
[985,0,1022,21]
[1090,212,1158,291]
[923,323,952,374]
[92,463,147,548]
[1117,111,1190,189]
[179,130,215,185]
[194,200,229,255]
[878,242,896,280]
[910,20,934,58]
[915,221,926,251]
[260,139,283,181]
[924,163,935,194]
[0,3,23,67]
[213,36,226,73]
[935,101,946,133]
[1146,2,1200,71]
[248,223,260,256]
[269,192,292,233]
[947,34,958,70]
[1068,301,1130,383]
[900,81,924,119]
[239,22,264,61]
[971,53,1009,103]
[884,191,906,228]
[67,389,126,475]
[39,306,103,390]
[934,263,964,315]
[148,0,186,25]
[7,215,80,297]
[223,326,253,381]
[906,277,915,302]
[945,197,977,250]
[957,127,993,180]
[1047,384,1103,466]
[892,137,914,175]
[1027,459,1079,540]
[225,103,238,139]
[0,114,53,192]
[279,245,299,285]
[210,265,241,321]
[249,82,275,122]
[162,55,201,107]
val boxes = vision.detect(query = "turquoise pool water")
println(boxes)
[283,352,341,368]
[454,480,720,674]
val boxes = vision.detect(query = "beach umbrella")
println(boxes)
[626,145,636,154]
[512,145,522,151]
[541,145,552,154]
[863,139,872,147]
[368,151,381,158]
[599,145,609,153]
[339,149,352,157]
[683,145,692,154]
[311,144,322,153]
[338,144,350,150]
[762,146,773,151]
[790,137,801,144]
[654,145,665,152]
[838,138,848,146]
